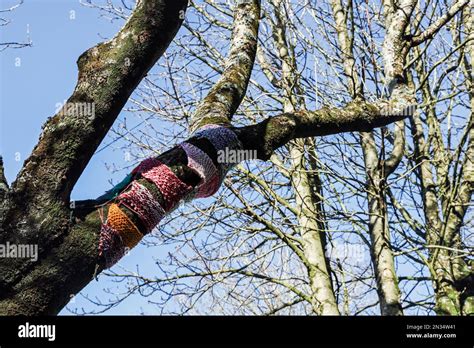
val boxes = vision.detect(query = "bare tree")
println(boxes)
[0,0,471,317]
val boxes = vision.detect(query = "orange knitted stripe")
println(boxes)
[107,203,144,249]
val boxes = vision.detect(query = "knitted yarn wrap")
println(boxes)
[98,223,125,269]
[180,142,220,198]
[141,159,193,211]
[107,203,144,249]
[117,181,166,234]
[192,124,242,175]
[131,156,161,175]
[98,125,241,269]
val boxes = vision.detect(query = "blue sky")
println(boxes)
[1,0,122,198]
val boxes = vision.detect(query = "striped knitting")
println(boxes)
[107,203,144,249]
[192,124,242,174]
[180,142,220,198]
[193,124,240,151]
[117,181,166,234]
[131,156,161,175]
[141,160,193,211]
[98,125,241,268]
[98,223,125,269]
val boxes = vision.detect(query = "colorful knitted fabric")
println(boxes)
[192,124,242,175]
[107,203,144,249]
[98,223,125,269]
[117,181,166,234]
[131,156,161,175]
[94,173,134,204]
[98,125,242,268]
[193,124,240,151]
[141,160,193,211]
[180,142,220,198]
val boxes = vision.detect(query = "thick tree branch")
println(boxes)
[237,99,413,161]
[382,0,416,82]
[384,120,406,176]
[189,0,260,132]
[12,0,187,205]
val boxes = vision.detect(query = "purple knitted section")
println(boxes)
[117,181,166,234]
[180,142,220,198]
[98,223,125,269]
[192,125,242,175]
[193,125,240,152]
[141,160,193,211]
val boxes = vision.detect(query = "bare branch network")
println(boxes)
[0,0,472,316]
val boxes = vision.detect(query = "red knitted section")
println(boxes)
[197,173,221,198]
[131,157,162,175]
[117,181,166,234]
[141,160,193,211]
[98,223,125,268]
